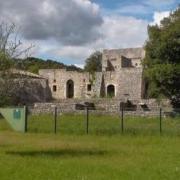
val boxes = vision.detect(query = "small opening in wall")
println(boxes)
[107,84,115,98]
[66,80,74,98]
[53,79,56,83]
[53,85,57,92]
[87,84,91,91]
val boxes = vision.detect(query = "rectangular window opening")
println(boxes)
[53,85,57,92]
[87,84,91,91]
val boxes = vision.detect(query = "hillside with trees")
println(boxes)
[13,57,83,74]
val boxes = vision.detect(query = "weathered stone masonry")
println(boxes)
[27,47,171,115]
[39,47,145,100]
[29,99,171,116]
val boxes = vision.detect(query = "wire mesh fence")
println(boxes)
[25,104,180,136]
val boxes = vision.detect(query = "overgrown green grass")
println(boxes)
[0,114,180,180]
[27,113,180,136]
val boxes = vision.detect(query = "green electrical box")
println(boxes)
[0,107,27,133]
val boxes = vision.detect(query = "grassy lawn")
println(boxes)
[0,114,180,180]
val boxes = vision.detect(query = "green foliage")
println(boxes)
[0,94,12,107]
[14,57,83,74]
[144,6,180,107]
[0,51,14,106]
[84,51,102,73]
[0,51,13,71]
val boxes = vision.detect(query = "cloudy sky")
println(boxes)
[0,0,179,67]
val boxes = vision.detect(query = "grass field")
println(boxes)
[0,114,180,180]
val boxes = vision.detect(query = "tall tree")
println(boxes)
[84,51,102,73]
[144,6,180,107]
[0,22,33,106]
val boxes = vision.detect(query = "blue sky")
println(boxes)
[93,0,179,20]
[0,0,179,66]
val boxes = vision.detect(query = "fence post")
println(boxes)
[159,107,162,134]
[121,104,124,133]
[25,106,28,133]
[54,106,57,134]
[85,106,89,134]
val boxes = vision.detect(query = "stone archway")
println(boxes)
[66,80,74,98]
[107,84,115,97]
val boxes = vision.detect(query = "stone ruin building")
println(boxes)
[39,47,145,101]
[1,47,170,115]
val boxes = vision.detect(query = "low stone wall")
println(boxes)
[28,98,171,116]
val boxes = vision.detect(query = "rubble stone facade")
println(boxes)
[39,47,145,100]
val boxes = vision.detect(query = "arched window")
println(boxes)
[66,80,74,98]
[107,84,115,97]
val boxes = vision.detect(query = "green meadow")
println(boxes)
[0,114,180,180]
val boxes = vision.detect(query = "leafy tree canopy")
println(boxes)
[144,6,180,107]
[84,51,102,73]
[14,57,83,74]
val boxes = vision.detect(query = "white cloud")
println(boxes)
[74,64,84,69]
[0,0,103,45]
[36,15,149,64]
[150,11,170,25]
[49,46,94,61]
[0,0,150,65]
[100,15,148,49]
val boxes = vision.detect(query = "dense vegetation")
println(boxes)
[84,51,102,73]
[13,57,83,74]
[144,6,180,107]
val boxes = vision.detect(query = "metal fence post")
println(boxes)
[85,106,89,134]
[54,106,57,134]
[25,106,28,133]
[121,104,124,133]
[160,107,162,134]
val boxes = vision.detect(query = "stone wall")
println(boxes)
[29,98,171,116]
[39,67,143,100]
[102,47,145,71]
[14,78,52,104]
[38,48,146,100]
[102,68,143,99]
[39,69,93,99]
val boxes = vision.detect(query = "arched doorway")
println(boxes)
[107,84,115,98]
[66,80,74,98]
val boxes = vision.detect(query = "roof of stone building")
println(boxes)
[103,47,145,59]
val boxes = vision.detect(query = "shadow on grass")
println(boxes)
[6,148,108,158]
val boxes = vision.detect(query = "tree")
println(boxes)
[84,51,102,73]
[0,22,33,106]
[14,57,83,74]
[144,6,180,107]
